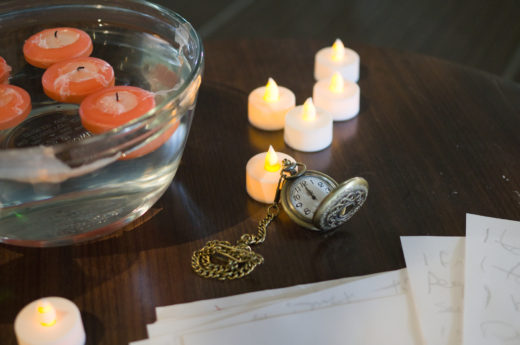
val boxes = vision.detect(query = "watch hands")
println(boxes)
[303,184,317,200]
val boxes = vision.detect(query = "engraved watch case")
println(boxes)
[280,169,368,232]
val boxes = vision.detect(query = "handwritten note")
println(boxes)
[401,236,465,345]
[464,214,520,345]
[131,214,520,345]
[182,294,422,345]
[155,274,368,320]
[146,269,413,340]
[133,269,416,345]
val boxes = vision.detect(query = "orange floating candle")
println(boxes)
[0,84,31,130]
[0,57,12,84]
[23,27,93,69]
[42,57,115,104]
[79,86,155,133]
[80,86,172,159]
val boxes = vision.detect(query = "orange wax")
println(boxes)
[122,119,179,160]
[23,27,93,69]
[0,84,31,130]
[0,57,12,84]
[42,57,115,104]
[79,86,155,133]
[80,86,175,159]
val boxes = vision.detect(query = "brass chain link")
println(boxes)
[191,160,304,280]
[191,204,280,280]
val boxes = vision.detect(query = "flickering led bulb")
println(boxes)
[264,145,281,172]
[302,98,317,122]
[329,72,344,93]
[263,78,280,102]
[37,300,56,327]
[331,39,345,62]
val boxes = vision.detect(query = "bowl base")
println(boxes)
[0,176,172,247]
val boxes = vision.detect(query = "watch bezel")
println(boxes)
[280,170,338,231]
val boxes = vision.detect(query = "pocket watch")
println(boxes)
[278,160,368,232]
[192,159,368,280]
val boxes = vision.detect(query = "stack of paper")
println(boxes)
[131,214,520,345]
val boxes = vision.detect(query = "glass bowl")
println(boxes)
[0,0,204,246]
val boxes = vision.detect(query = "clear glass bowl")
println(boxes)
[0,0,204,246]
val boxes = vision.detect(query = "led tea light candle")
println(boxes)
[23,27,93,69]
[313,72,360,121]
[0,84,31,130]
[248,77,295,131]
[314,38,360,82]
[284,98,333,152]
[79,85,173,159]
[0,56,12,84]
[246,145,295,203]
[14,297,86,345]
[42,56,115,104]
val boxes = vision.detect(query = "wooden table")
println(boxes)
[1,40,519,344]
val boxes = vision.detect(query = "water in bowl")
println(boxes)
[0,24,196,246]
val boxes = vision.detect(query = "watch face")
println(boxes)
[289,175,335,220]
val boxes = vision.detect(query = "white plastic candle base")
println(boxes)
[246,151,295,203]
[314,47,360,82]
[248,86,295,130]
[15,297,86,345]
[313,79,360,121]
[284,106,333,152]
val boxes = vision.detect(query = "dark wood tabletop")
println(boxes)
[1,39,519,344]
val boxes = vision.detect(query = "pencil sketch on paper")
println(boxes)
[496,230,520,256]
[483,285,491,309]
[491,262,520,284]
[464,214,520,345]
[427,271,461,294]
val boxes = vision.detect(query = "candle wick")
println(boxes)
[76,66,85,72]
[116,92,119,102]
[54,30,58,38]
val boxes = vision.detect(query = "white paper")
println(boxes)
[130,334,175,345]
[464,214,520,345]
[132,213,520,345]
[182,294,422,345]
[147,269,412,338]
[155,274,369,320]
[401,236,465,345]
